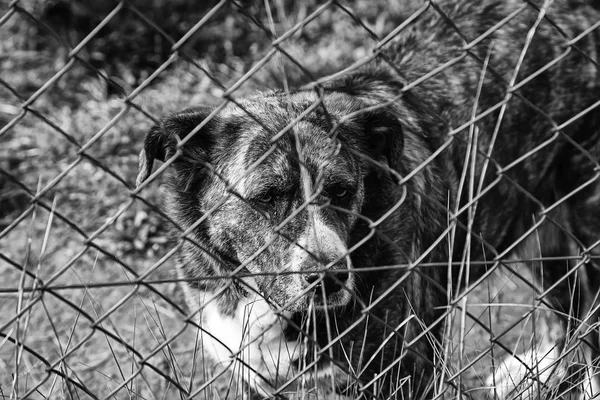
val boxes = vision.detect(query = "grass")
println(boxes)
[0,0,594,399]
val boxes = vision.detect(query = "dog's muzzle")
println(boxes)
[303,268,349,297]
[299,258,353,308]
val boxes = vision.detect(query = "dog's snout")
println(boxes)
[304,270,349,295]
[304,272,320,285]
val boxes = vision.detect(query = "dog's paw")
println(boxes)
[486,344,565,400]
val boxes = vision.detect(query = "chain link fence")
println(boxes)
[1,0,600,399]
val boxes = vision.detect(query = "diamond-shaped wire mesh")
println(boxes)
[1,0,600,399]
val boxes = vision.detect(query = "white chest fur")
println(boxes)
[192,290,300,397]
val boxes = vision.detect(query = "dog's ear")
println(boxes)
[362,108,405,183]
[136,107,217,187]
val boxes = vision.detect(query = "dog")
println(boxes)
[136,0,600,398]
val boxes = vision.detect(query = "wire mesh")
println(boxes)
[1,0,600,399]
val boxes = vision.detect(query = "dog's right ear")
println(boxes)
[136,107,217,187]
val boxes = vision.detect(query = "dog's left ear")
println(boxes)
[362,108,405,183]
[136,107,217,187]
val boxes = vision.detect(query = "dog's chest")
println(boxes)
[196,291,300,382]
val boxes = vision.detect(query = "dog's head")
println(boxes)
[137,90,407,312]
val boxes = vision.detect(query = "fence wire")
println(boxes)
[1,0,600,399]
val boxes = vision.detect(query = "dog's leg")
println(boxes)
[568,152,600,400]
[485,223,577,400]
[571,239,600,400]
[576,257,600,400]
[581,343,600,400]
[486,304,566,400]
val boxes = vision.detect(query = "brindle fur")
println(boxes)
[137,0,600,398]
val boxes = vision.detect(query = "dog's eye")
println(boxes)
[256,189,275,205]
[335,188,349,199]
[327,185,353,204]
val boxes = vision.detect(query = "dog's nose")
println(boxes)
[304,270,349,295]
